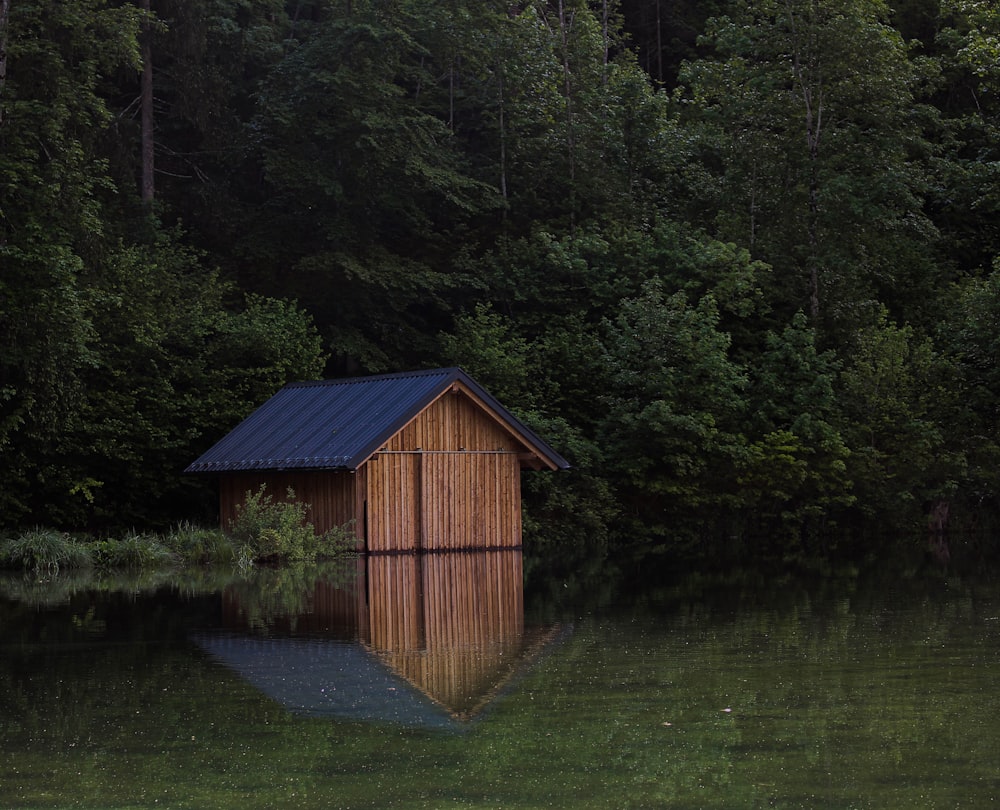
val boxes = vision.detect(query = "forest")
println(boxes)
[2,0,999,572]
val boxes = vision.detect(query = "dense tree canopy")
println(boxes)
[3,0,999,569]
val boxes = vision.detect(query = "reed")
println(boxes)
[89,530,176,570]
[163,521,235,565]
[0,528,93,572]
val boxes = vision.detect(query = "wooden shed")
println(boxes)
[184,367,569,552]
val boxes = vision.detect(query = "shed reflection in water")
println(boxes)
[196,550,563,730]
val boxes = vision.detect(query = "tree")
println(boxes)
[437,302,617,574]
[679,0,938,335]
[69,238,327,529]
[139,0,154,206]
[242,4,497,370]
[619,0,729,86]
[599,279,749,552]
[936,261,1000,515]
[838,310,964,531]
[0,0,142,525]
[738,312,853,552]
[924,0,1000,274]
[0,2,328,530]
[0,0,11,124]
[4,231,327,531]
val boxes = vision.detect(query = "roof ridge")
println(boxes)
[284,367,463,389]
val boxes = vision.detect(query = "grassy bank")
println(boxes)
[1,489,356,573]
[0,524,234,573]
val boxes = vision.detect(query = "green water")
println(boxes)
[1,558,999,809]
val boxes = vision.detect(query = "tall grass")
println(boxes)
[0,509,351,575]
[89,531,176,570]
[0,528,92,572]
[162,521,234,565]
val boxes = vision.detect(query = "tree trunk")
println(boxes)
[655,0,663,84]
[602,0,609,68]
[140,0,154,206]
[0,0,11,126]
[557,0,576,232]
[498,63,508,207]
[787,0,823,320]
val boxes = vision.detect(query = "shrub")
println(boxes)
[228,485,354,563]
[0,528,93,572]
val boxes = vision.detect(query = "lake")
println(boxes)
[1,551,999,808]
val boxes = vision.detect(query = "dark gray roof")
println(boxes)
[184,367,569,474]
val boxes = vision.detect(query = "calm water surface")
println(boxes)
[1,554,998,809]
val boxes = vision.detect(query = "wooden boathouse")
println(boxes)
[184,367,569,552]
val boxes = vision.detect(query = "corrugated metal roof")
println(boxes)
[184,367,570,474]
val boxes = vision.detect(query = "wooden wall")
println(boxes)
[364,453,421,553]
[364,451,521,551]
[419,451,521,550]
[366,389,524,552]
[384,387,530,453]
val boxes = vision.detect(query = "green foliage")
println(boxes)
[241,3,500,368]
[228,486,354,564]
[162,522,234,566]
[521,411,616,578]
[0,529,92,573]
[600,279,749,549]
[1,230,328,531]
[737,313,854,551]
[0,0,143,528]
[439,303,540,408]
[6,0,1000,565]
[679,0,938,332]
[928,0,1000,274]
[839,310,965,527]
[88,532,176,570]
[934,262,1000,508]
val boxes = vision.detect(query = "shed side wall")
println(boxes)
[219,471,362,547]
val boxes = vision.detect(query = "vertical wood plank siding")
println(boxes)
[385,389,526,453]
[365,391,524,551]
[420,452,521,550]
[365,454,420,552]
